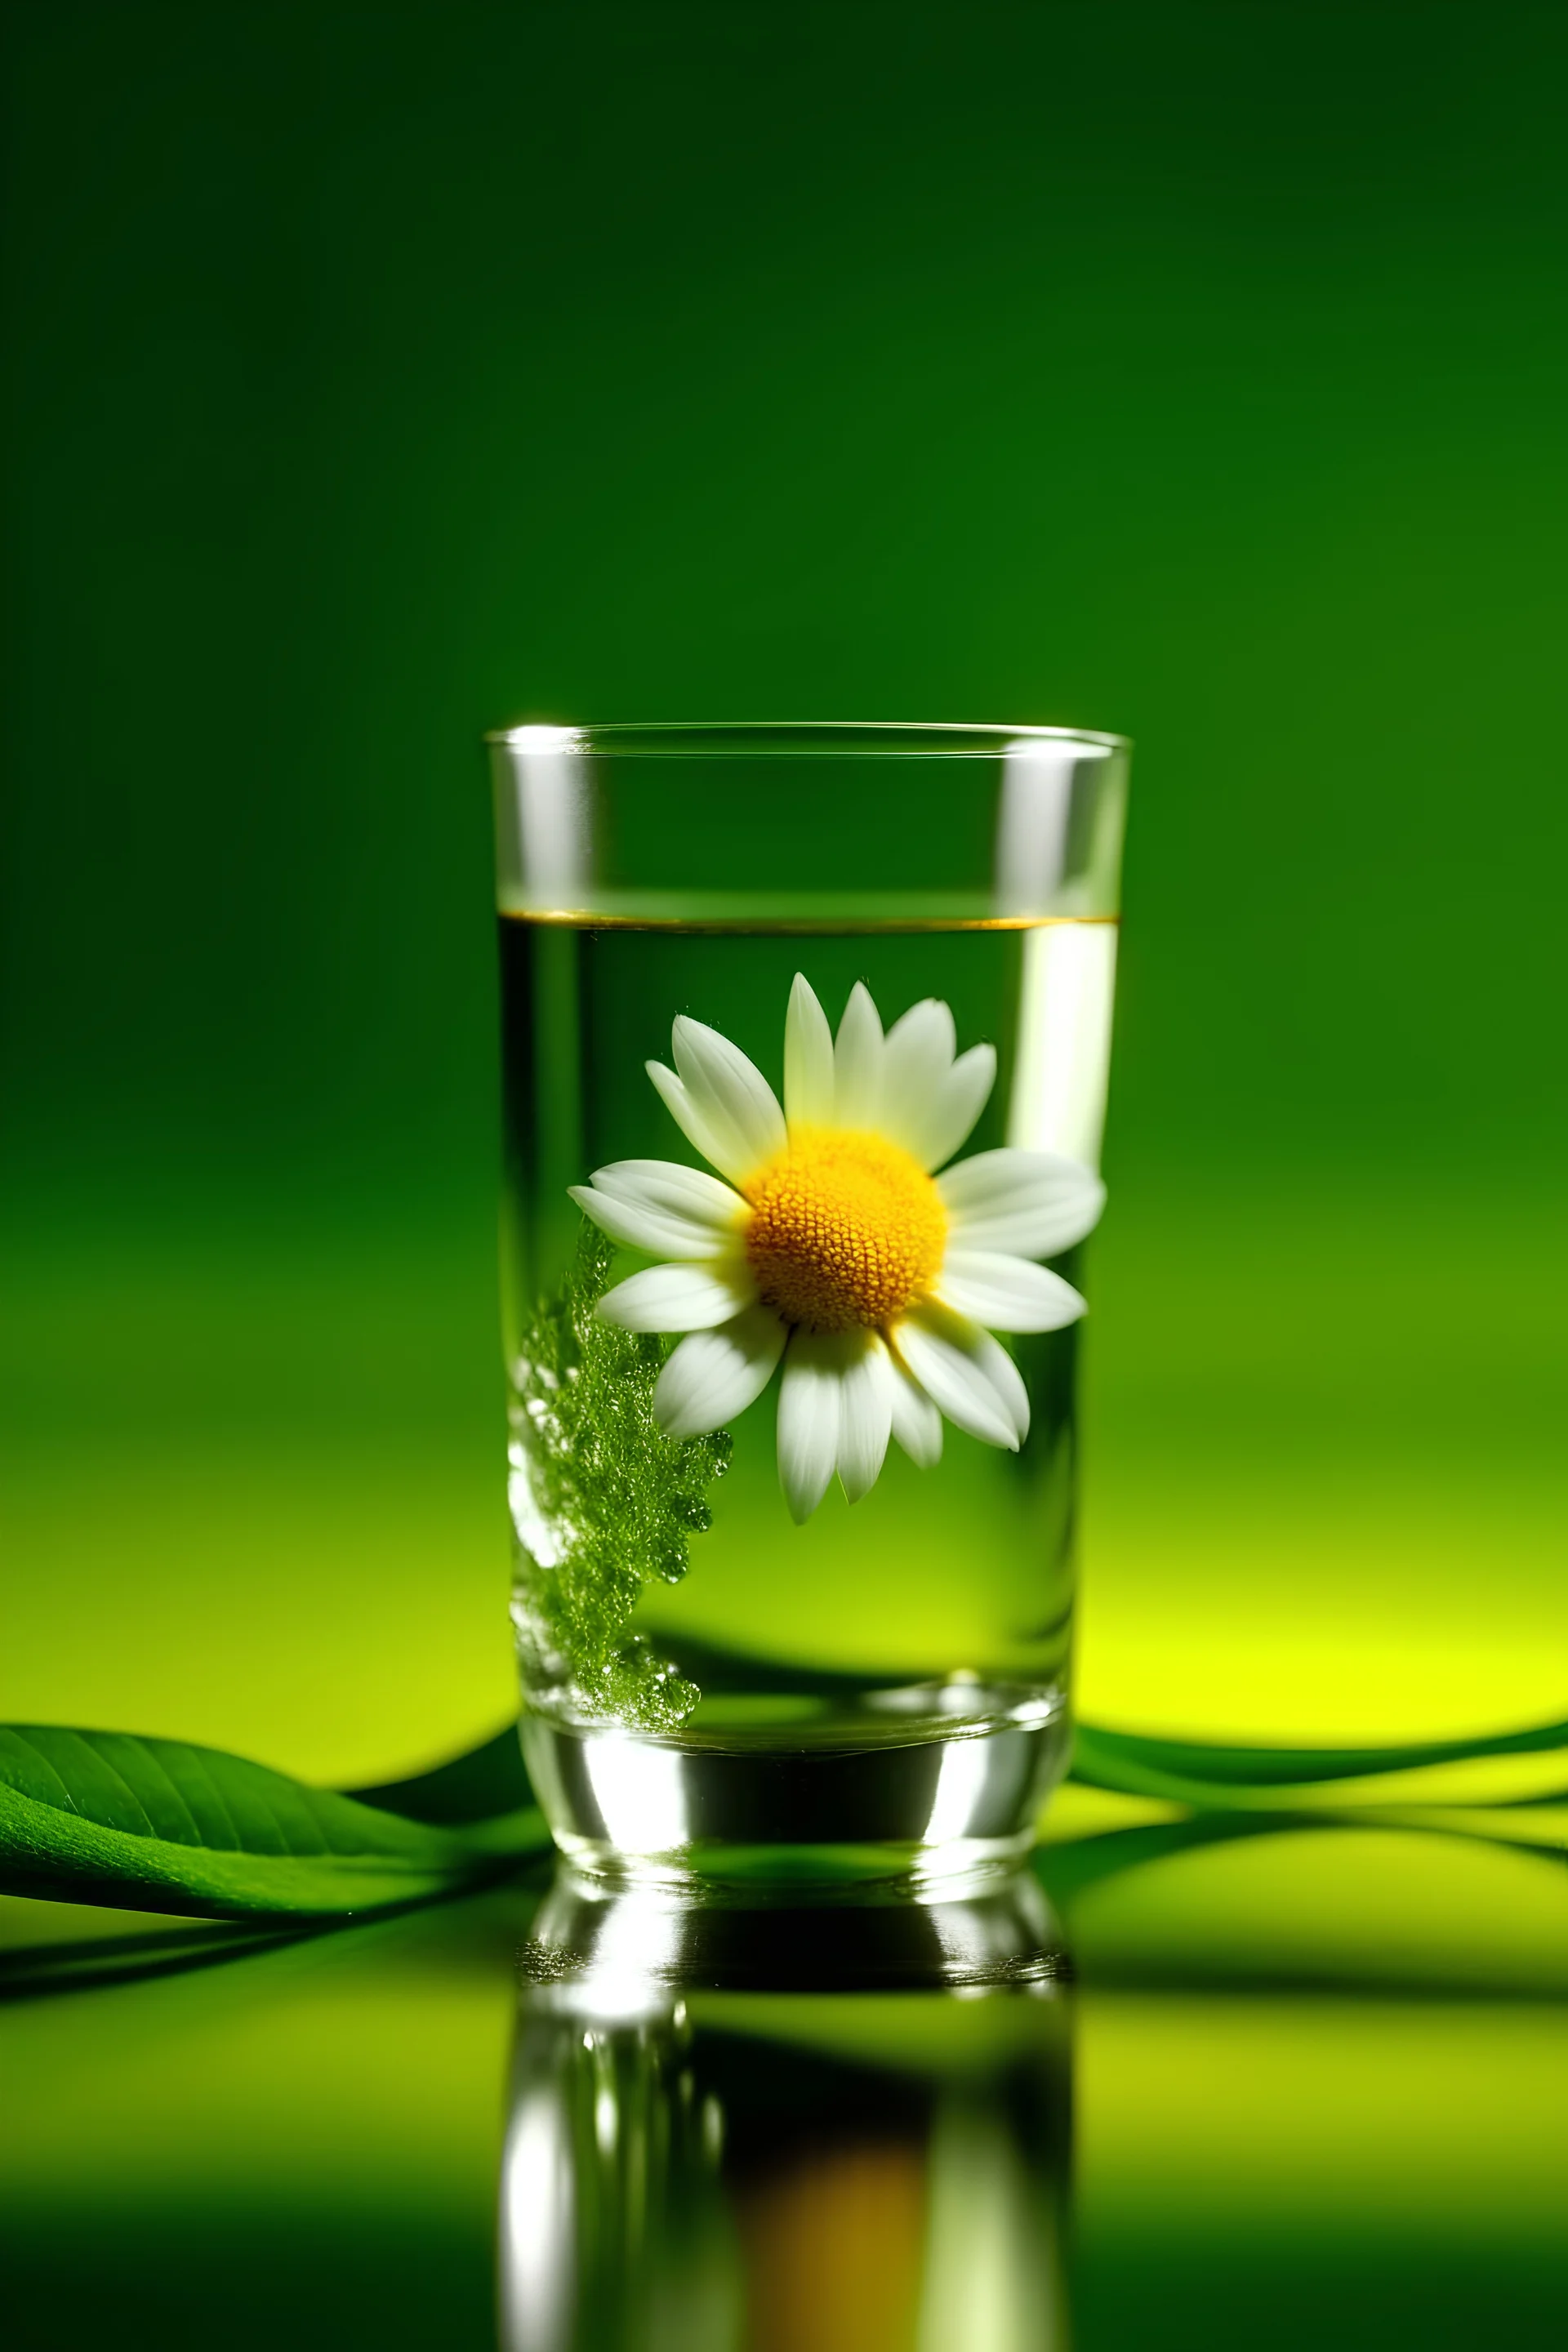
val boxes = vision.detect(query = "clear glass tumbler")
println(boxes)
[489,721,1129,1888]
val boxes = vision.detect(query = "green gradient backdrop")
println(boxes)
[3,2,1565,1779]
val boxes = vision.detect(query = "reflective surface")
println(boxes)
[503,1873,1071,2350]
[5,1807,1567,2351]
[520,1863,1067,1995]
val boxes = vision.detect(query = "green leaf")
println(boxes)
[347,1723,533,1824]
[8,1708,1566,1929]
[1070,1717,1568,1813]
[0,1725,549,1920]
[1072,1715,1568,1790]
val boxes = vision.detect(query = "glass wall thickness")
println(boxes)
[490,723,1130,1887]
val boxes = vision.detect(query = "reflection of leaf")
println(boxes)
[0,1725,548,1920]
[1038,1813,1568,2003]
[510,1221,731,1731]
[1,1920,318,2002]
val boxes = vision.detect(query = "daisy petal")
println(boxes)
[833,981,884,1127]
[917,1042,998,1171]
[570,1177,737,1262]
[645,1063,764,1191]
[670,1015,787,1182]
[590,1159,748,1231]
[598,1259,757,1334]
[776,1330,844,1524]
[893,1305,1026,1451]
[974,1326,1031,1445]
[574,1159,747,1259]
[936,1250,1087,1333]
[938,1148,1105,1257]
[887,1343,944,1468]
[653,1307,788,1441]
[784,973,837,1129]
[878,998,957,1157]
[836,1334,895,1503]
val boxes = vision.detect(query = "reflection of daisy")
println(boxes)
[569,978,1104,1523]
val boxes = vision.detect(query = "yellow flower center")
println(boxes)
[743,1127,947,1334]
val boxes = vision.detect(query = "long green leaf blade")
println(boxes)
[8,1709,1567,1925]
[1071,1715,1568,1788]
[0,1725,548,1918]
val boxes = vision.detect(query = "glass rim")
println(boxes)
[485,718,1132,758]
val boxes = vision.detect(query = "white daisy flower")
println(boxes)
[568,977,1105,1524]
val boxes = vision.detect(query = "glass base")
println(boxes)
[522,1860,1071,1994]
[519,1682,1071,1891]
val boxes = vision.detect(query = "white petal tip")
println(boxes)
[781,1477,826,1526]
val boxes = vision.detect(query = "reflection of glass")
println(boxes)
[490,722,1129,1887]
[500,1869,1073,2351]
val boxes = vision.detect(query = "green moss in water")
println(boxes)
[511,1223,731,1731]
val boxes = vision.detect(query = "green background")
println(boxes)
[3,16,1567,2352]
[3,1,1565,1781]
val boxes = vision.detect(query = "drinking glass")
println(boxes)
[489,721,1129,1888]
